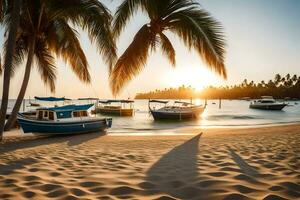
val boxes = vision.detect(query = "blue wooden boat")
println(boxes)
[17,104,112,134]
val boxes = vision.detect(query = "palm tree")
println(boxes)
[4,0,117,131]
[110,0,226,95]
[285,73,291,81]
[281,77,286,86]
[0,0,22,140]
[292,74,297,83]
[274,74,281,86]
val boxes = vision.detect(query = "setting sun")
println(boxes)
[164,65,223,91]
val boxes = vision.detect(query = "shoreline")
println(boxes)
[109,120,300,135]
[2,122,300,138]
[1,124,299,200]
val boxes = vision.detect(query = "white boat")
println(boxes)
[149,100,205,120]
[249,96,287,110]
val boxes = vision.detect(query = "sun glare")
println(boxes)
[164,66,222,91]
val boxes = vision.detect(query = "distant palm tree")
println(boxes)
[4,0,117,130]
[0,0,22,139]
[292,74,297,83]
[110,0,226,95]
[274,74,281,86]
[286,73,291,81]
[281,77,286,86]
[267,80,275,88]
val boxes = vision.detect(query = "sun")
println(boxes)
[165,65,222,91]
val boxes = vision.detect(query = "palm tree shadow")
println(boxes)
[0,157,37,175]
[0,132,106,153]
[228,148,258,177]
[144,133,202,199]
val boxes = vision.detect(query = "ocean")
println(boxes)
[5,99,300,134]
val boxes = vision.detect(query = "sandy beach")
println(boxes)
[0,124,299,200]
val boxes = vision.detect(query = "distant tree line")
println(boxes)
[135,74,300,99]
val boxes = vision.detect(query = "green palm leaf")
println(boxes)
[113,0,143,38]
[48,0,117,72]
[166,8,226,78]
[34,40,57,92]
[159,33,175,67]
[2,35,28,76]
[110,24,156,95]
[47,19,91,83]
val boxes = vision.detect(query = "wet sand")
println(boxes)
[0,124,299,200]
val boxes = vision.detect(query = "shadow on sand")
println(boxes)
[0,157,37,175]
[144,133,202,199]
[0,131,106,154]
[228,148,258,177]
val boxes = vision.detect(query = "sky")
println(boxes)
[1,0,300,99]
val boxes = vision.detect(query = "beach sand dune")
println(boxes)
[0,124,299,200]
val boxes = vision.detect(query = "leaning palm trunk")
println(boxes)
[4,39,35,131]
[0,0,22,140]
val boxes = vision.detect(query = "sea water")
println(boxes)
[5,99,300,134]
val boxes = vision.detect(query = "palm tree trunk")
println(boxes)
[0,0,22,140]
[4,38,36,131]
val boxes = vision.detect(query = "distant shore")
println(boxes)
[134,97,300,100]
[1,124,300,200]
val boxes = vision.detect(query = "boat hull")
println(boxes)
[249,104,287,110]
[17,115,112,134]
[95,108,133,116]
[150,108,204,121]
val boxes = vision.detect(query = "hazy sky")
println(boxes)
[1,0,300,99]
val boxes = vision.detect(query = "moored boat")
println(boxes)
[94,100,134,116]
[29,102,41,107]
[249,96,287,110]
[149,100,205,120]
[17,104,112,134]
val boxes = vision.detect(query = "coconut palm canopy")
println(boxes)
[1,0,118,131]
[110,0,227,95]
[1,0,117,91]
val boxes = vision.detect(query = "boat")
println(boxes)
[23,96,72,119]
[148,100,205,120]
[29,102,40,107]
[78,97,99,103]
[241,97,251,101]
[17,104,112,134]
[249,96,287,110]
[34,96,71,102]
[94,100,134,116]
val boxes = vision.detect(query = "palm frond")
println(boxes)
[113,0,143,39]
[0,0,12,24]
[161,0,198,20]
[34,39,57,92]
[110,24,155,95]
[2,34,28,76]
[165,7,227,78]
[47,19,91,83]
[159,33,175,67]
[0,0,5,22]
[48,0,117,72]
